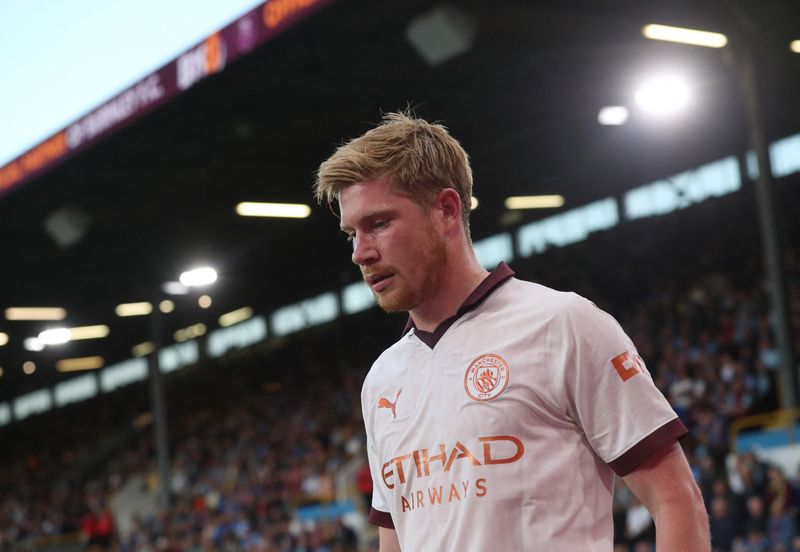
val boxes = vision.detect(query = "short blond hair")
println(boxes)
[314,111,473,237]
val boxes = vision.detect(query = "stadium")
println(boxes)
[1,0,799,550]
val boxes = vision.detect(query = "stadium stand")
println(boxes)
[1,180,798,552]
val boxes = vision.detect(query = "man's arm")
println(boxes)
[622,441,710,551]
[379,527,401,552]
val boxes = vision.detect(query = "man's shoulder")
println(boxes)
[495,276,584,315]
[489,278,615,340]
[362,335,414,389]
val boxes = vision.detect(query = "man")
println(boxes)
[314,112,709,551]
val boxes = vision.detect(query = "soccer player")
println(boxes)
[314,112,710,551]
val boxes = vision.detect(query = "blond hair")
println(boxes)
[314,111,473,238]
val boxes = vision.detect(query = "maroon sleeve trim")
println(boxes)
[368,507,394,528]
[608,418,688,477]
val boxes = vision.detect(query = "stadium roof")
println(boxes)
[1,0,799,402]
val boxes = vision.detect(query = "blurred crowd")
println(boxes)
[0,357,370,552]
[1,192,799,552]
[116,371,365,552]
[611,257,800,551]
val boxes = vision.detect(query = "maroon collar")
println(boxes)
[403,262,515,349]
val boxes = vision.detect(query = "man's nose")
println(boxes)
[351,236,378,266]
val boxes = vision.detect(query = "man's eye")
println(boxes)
[373,220,387,229]
[345,233,355,242]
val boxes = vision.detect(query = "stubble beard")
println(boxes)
[374,227,448,314]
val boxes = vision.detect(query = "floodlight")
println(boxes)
[56,356,104,372]
[6,307,66,321]
[39,328,71,345]
[635,75,690,116]
[24,337,44,352]
[179,267,217,287]
[219,307,253,327]
[162,281,190,295]
[69,325,110,340]
[505,195,565,210]
[236,202,311,218]
[598,106,629,126]
[642,24,727,48]
[39,325,109,345]
[116,302,152,317]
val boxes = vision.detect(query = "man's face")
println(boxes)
[339,179,447,313]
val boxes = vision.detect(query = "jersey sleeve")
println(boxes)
[562,295,687,476]
[361,376,394,528]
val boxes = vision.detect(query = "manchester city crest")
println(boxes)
[464,354,509,402]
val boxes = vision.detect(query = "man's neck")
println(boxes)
[409,257,489,333]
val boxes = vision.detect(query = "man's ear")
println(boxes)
[434,188,463,234]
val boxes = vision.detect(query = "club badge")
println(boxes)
[464,354,509,402]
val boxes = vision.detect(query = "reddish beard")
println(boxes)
[369,226,448,313]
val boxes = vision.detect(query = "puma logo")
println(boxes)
[377,389,402,419]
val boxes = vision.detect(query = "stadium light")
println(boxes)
[470,196,479,210]
[179,267,217,287]
[791,40,800,54]
[69,325,110,340]
[642,24,728,48]
[56,356,104,372]
[6,307,66,321]
[162,281,190,295]
[23,361,36,374]
[219,307,253,327]
[132,341,155,357]
[598,106,629,126]
[24,337,44,352]
[635,75,690,116]
[0,333,8,346]
[116,302,153,317]
[236,202,311,218]
[159,300,175,313]
[174,323,206,342]
[39,328,71,345]
[37,324,109,347]
[505,195,565,210]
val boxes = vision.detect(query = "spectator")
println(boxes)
[769,498,796,551]
[710,496,737,552]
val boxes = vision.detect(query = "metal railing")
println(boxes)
[729,407,800,452]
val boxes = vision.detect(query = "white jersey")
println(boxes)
[361,263,686,551]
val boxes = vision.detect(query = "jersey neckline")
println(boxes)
[402,262,515,349]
